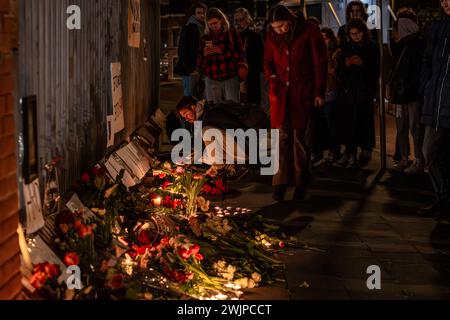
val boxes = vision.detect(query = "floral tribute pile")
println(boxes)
[29,161,295,300]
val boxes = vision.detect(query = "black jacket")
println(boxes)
[421,17,450,129]
[201,101,269,131]
[174,17,203,76]
[388,32,427,104]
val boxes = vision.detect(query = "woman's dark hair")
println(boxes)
[191,2,207,15]
[270,5,297,24]
[346,18,371,42]
[321,27,338,53]
[346,1,369,22]
[176,96,198,112]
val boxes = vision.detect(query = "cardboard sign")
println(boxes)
[128,0,141,48]
[23,179,45,235]
[111,62,125,132]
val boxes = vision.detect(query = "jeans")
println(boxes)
[182,73,201,98]
[205,77,240,103]
[395,101,424,164]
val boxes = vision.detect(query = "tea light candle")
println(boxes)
[153,197,162,207]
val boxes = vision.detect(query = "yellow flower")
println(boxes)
[251,272,262,283]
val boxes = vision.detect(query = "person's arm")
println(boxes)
[224,29,246,65]
[420,23,434,94]
[310,26,328,104]
[263,34,277,79]
[197,36,207,73]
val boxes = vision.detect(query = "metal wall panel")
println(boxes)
[18,0,160,192]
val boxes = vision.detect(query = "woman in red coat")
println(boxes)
[264,5,327,201]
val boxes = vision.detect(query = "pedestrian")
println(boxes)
[337,1,377,46]
[174,2,207,98]
[388,8,427,174]
[335,18,380,169]
[264,4,327,202]
[234,8,265,105]
[197,8,247,104]
[418,0,450,219]
[321,27,342,163]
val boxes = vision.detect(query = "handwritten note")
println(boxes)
[111,62,125,132]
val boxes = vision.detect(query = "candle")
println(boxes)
[153,197,162,207]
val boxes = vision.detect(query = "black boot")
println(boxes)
[273,185,287,202]
[418,165,450,218]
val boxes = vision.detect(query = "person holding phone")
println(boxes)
[335,18,380,169]
[197,8,247,104]
[264,4,327,202]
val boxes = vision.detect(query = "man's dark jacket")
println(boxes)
[174,16,203,76]
[388,32,427,104]
[421,17,450,129]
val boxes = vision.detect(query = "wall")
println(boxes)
[0,0,22,300]
[18,0,160,192]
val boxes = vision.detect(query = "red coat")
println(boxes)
[264,19,328,129]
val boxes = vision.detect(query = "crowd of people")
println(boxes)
[173,0,450,220]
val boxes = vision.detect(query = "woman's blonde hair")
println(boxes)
[234,8,255,28]
[205,7,230,34]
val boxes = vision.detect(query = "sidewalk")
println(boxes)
[221,117,450,300]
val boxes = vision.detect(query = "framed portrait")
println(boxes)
[21,95,39,184]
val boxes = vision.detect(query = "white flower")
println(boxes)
[248,279,257,289]
[234,278,249,289]
[251,272,262,283]
[163,162,172,170]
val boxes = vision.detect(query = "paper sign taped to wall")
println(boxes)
[128,0,141,48]
[111,62,125,132]
[107,115,115,148]
[23,179,45,235]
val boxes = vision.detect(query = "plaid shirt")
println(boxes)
[197,28,246,81]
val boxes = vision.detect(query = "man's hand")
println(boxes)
[314,97,325,108]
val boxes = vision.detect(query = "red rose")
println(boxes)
[30,272,47,289]
[195,253,204,261]
[178,248,191,260]
[189,245,200,255]
[108,274,125,289]
[279,241,285,248]
[202,184,212,194]
[138,230,151,245]
[162,181,171,190]
[64,252,79,266]
[81,172,90,183]
[159,173,167,179]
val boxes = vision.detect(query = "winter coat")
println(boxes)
[337,39,380,148]
[263,17,328,129]
[388,32,427,105]
[174,16,204,76]
[421,17,450,129]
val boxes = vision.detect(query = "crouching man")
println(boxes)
[172,96,276,179]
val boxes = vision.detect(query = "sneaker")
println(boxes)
[404,162,424,175]
[346,155,358,169]
[334,154,348,168]
[391,160,409,173]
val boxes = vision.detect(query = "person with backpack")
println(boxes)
[174,2,207,99]
[388,9,427,174]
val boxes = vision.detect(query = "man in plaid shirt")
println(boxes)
[197,8,247,103]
